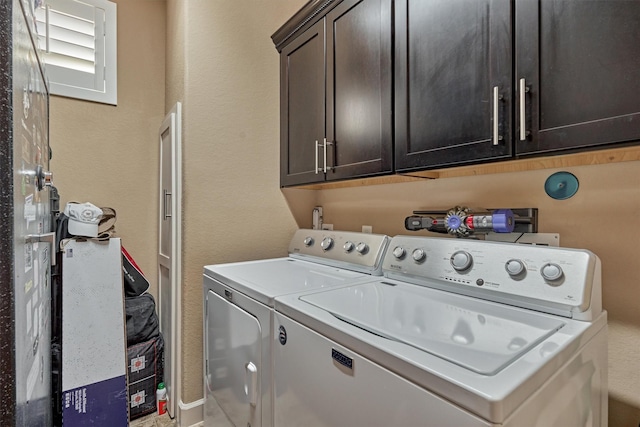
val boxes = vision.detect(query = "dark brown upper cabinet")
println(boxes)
[516,0,640,156]
[278,20,325,187]
[275,0,640,184]
[394,0,513,172]
[274,0,393,187]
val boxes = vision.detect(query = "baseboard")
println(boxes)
[178,398,203,427]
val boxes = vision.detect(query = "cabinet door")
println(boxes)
[325,0,393,181]
[395,0,512,172]
[516,0,640,155]
[280,20,325,187]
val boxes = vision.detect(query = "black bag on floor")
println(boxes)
[128,334,164,420]
[125,293,160,346]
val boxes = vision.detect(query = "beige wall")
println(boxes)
[284,159,640,426]
[166,0,306,405]
[50,0,165,292]
[166,0,184,115]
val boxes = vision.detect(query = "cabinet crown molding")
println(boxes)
[271,0,340,52]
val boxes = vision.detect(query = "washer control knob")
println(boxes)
[392,246,406,259]
[303,237,314,247]
[505,259,526,276]
[450,250,473,271]
[541,263,563,281]
[343,241,355,252]
[355,242,369,254]
[412,248,426,263]
[320,237,334,251]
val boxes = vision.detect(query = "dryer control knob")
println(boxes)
[320,237,334,251]
[541,263,563,282]
[303,237,314,247]
[392,246,405,259]
[343,241,355,252]
[355,242,369,254]
[505,259,526,276]
[412,248,426,263]
[450,251,473,271]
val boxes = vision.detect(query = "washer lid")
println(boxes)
[299,281,566,375]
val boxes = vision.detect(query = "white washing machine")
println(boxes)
[273,235,608,427]
[202,229,389,427]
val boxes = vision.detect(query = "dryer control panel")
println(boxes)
[382,236,601,320]
[288,229,389,275]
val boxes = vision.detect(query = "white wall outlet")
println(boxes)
[322,224,333,230]
[362,225,373,233]
[312,206,323,230]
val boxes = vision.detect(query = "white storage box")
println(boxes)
[61,238,128,425]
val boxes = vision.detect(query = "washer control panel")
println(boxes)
[289,229,389,275]
[383,236,601,319]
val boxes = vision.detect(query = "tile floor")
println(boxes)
[130,412,176,427]
[129,394,234,426]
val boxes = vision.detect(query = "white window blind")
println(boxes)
[35,0,117,105]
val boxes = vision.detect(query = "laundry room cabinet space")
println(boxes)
[515,0,640,156]
[274,0,393,187]
[395,0,640,173]
[394,0,513,172]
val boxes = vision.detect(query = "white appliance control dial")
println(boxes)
[505,259,526,277]
[356,242,369,254]
[321,237,334,251]
[392,246,405,259]
[412,248,426,262]
[450,250,473,271]
[540,262,563,281]
[303,237,314,247]
[343,241,355,252]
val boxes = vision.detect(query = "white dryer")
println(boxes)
[202,229,389,427]
[274,235,608,426]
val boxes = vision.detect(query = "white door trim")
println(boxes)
[158,102,182,418]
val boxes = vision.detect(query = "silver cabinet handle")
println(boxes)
[492,86,502,146]
[323,137,328,173]
[519,78,529,141]
[163,189,172,220]
[315,139,333,174]
[324,138,333,172]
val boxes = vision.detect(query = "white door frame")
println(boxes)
[158,102,182,419]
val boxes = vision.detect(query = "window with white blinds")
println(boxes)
[35,0,117,105]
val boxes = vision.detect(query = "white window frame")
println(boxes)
[35,0,117,105]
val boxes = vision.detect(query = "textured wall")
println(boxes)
[283,160,640,426]
[165,0,184,116]
[50,0,165,294]
[168,0,306,404]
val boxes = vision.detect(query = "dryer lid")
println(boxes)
[299,281,566,375]
[205,258,366,304]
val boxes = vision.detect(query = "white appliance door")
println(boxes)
[206,290,262,427]
[274,313,491,427]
